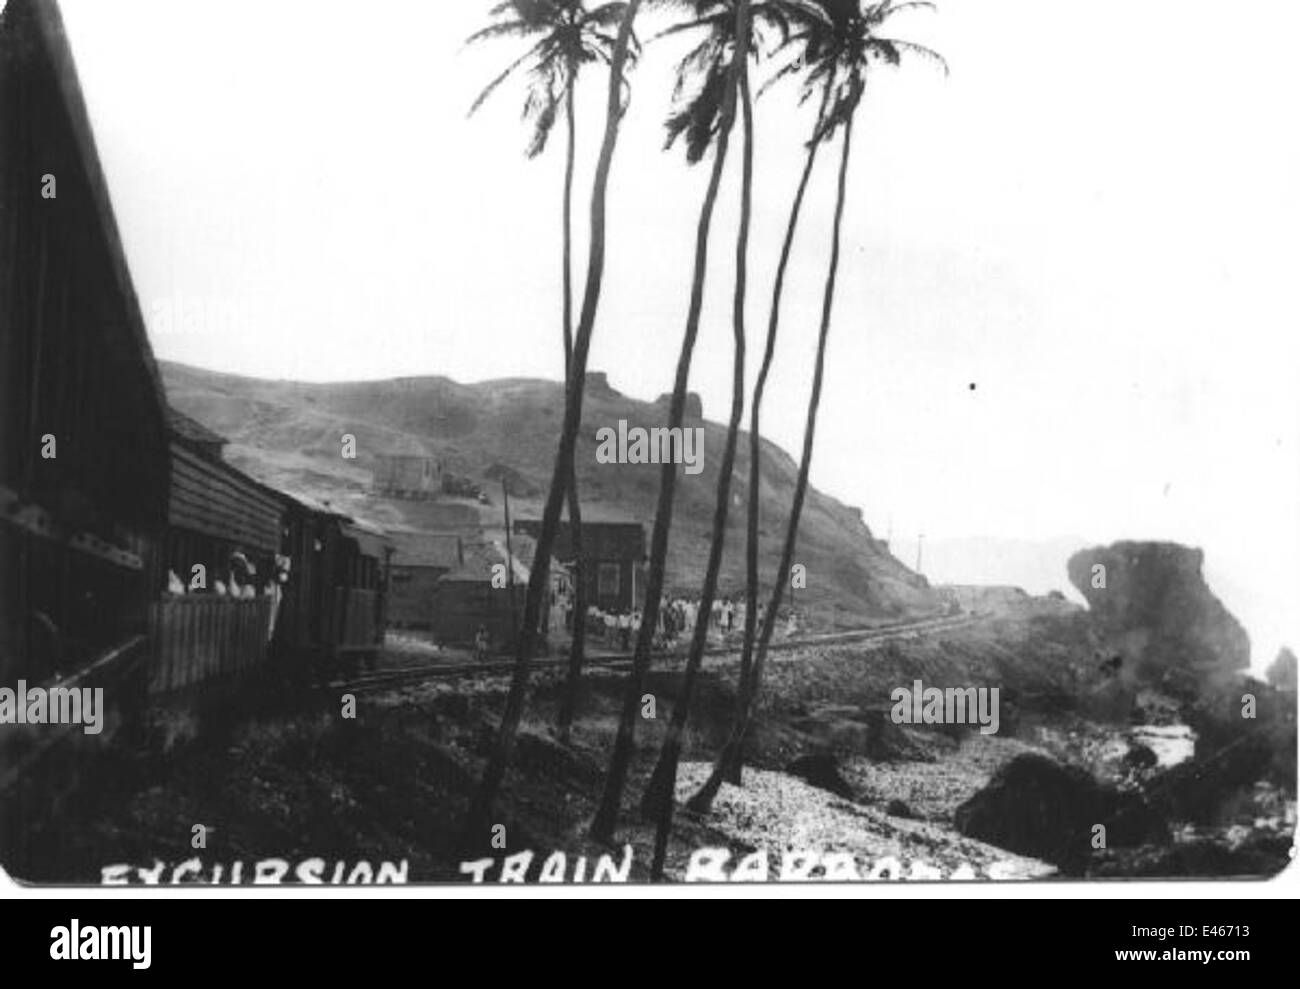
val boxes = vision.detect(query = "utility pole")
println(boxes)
[502,478,518,649]
[915,533,925,575]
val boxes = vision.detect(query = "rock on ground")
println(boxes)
[953,752,1166,874]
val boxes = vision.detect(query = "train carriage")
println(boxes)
[148,410,285,695]
[0,0,170,695]
[1,0,394,710]
[271,494,392,681]
[1,0,172,863]
[153,415,395,690]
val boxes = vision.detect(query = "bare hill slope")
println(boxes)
[161,362,938,623]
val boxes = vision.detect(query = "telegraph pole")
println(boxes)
[502,478,518,648]
[915,533,925,575]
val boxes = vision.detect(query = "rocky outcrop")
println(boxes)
[654,390,703,420]
[583,371,618,397]
[1266,647,1297,692]
[1067,542,1249,692]
[953,753,1166,874]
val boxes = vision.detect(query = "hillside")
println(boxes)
[161,362,938,623]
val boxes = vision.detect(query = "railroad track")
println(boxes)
[330,614,980,695]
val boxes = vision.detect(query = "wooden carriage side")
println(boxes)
[149,414,285,695]
[0,0,173,849]
[0,0,170,692]
[1,0,394,709]
[270,494,392,680]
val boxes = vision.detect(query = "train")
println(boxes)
[0,0,392,710]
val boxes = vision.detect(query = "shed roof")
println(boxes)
[512,519,646,564]
[167,406,228,450]
[390,529,464,568]
[4,0,169,428]
[438,539,529,585]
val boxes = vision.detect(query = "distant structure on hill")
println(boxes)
[372,454,442,500]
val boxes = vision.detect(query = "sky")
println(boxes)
[53,0,1300,670]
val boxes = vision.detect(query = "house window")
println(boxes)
[598,563,621,597]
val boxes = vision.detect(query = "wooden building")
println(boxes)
[372,454,442,500]
[0,0,171,689]
[387,530,464,631]
[428,541,528,651]
[513,520,646,613]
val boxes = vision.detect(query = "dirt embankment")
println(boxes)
[6,581,1294,883]
[0,613,1091,884]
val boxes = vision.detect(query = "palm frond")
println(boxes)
[665,56,730,163]
[469,36,552,116]
[465,19,536,49]
[466,0,642,158]
[873,36,948,74]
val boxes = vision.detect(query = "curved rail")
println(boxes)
[330,614,980,694]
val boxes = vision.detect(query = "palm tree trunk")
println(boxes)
[641,36,755,881]
[689,113,855,815]
[730,81,832,778]
[589,2,752,845]
[557,465,587,740]
[557,81,588,744]
[460,0,642,854]
[562,81,576,368]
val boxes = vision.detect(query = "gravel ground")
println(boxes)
[840,733,1050,821]
[671,761,1055,881]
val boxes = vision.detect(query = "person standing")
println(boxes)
[618,610,632,652]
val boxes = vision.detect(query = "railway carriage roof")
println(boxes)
[2,0,169,428]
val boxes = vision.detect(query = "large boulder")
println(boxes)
[953,753,1166,874]
[1266,647,1297,692]
[1143,729,1289,824]
[1067,542,1249,693]
[785,753,855,800]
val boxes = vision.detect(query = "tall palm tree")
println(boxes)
[689,0,946,813]
[589,0,756,844]
[723,3,836,785]
[460,0,645,853]
[466,0,636,744]
[636,1,823,880]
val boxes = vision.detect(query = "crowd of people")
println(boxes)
[164,548,292,642]
[570,595,798,653]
